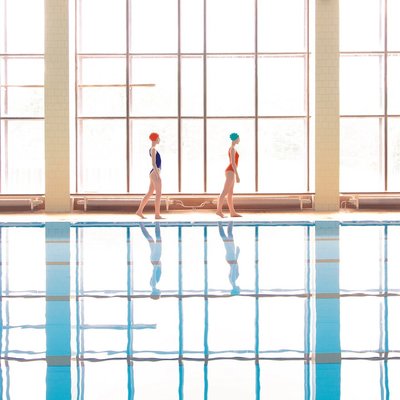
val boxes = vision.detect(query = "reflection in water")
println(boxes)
[0,221,399,399]
[139,222,162,299]
[218,222,240,295]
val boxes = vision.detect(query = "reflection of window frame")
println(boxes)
[340,0,400,192]
[72,223,313,397]
[74,0,312,194]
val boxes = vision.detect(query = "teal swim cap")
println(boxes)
[230,132,239,141]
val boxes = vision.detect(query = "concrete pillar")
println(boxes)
[314,0,340,211]
[45,0,71,212]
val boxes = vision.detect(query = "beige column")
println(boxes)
[45,0,70,212]
[314,0,340,211]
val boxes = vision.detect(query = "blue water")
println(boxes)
[1,220,400,399]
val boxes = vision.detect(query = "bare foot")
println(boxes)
[216,211,226,218]
[136,211,146,219]
[230,213,242,217]
[155,215,165,219]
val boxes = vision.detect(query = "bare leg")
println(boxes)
[136,179,155,218]
[227,186,241,217]
[153,173,163,218]
[217,172,235,217]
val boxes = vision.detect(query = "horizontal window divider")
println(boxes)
[0,117,44,120]
[340,51,400,55]
[72,192,314,196]
[77,52,308,57]
[0,54,44,57]
[0,193,44,197]
[78,84,155,88]
[0,85,43,88]
[340,115,400,118]
[77,116,310,120]
[341,191,400,195]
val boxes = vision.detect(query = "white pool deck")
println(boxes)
[1,209,400,223]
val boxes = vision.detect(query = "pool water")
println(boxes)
[1,220,400,399]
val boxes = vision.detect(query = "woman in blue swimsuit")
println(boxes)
[136,132,163,219]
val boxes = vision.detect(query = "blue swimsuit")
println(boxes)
[149,148,161,174]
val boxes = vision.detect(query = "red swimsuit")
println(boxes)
[225,149,239,172]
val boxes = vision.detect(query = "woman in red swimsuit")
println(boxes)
[216,132,241,218]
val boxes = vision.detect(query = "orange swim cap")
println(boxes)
[149,132,159,141]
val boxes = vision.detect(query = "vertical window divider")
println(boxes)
[255,0,259,192]
[203,0,207,192]
[126,0,131,193]
[74,0,80,193]
[306,0,310,193]
[384,0,388,191]
[0,0,8,193]
[178,0,182,192]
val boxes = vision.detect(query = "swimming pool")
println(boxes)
[0,220,399,399]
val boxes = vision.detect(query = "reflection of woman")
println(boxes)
[139,222,162,299]
[136,132,163,219]
[218,221,240,295]
[216,133,242,218]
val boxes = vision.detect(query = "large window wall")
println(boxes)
[0,0,45,194]
[75,0,313,195]
[340,0,400,192]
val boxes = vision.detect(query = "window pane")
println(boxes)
[0,0,44,54]
[181,0,203,53]
[207,56,254,117]
[387,0,400,51]
[0,87,44,117]
[78,0,126,53]
[1,120,44,194]
[339,0,383,51]
[258,56,306,116]
[206,119,255,193]
[258,0,305,52]
[130,0,177,53]
[79,88,126,117]
[207,0,254,53]
[79,57,126,85]
[340,118,384,192]
[130,56,177,117]
[388,54,400,115]
[181,56,204,117]
[0,57,44,85]
[130,119,178,193]
[181,119,204,193]
[388,118,400,191]
[78,119,127,193]
[340,55,383,115]
[258,119,307,193]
